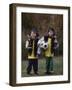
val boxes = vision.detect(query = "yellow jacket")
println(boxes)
[45,38,54,57]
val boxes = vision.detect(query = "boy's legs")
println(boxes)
[50,57,53,72]
[46,57,50,73]
[27,59,32,74]
[46,57,53,74]
[33,59,38,74]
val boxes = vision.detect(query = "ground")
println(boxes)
[21,56,63,77]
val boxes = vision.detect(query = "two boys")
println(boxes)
[26,27,59,75]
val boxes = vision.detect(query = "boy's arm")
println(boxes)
[25,40,29,48]
[25,40,32,49]
[54,39,59,49]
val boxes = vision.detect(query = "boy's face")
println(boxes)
[48,30,53,37]
[31,31,36,39]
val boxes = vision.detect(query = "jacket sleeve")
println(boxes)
[25,40,29,49]
[54,39,59,49]
[25,40,32,50]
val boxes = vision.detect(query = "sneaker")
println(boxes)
[34,72,39,75]
[27,72,31,75]
[49,71,54,74]
[45,71,54,75]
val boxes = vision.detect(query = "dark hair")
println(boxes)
[31,27,39,38]
[31,27,37,33]
[48,27,56,36]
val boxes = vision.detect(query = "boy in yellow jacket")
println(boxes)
[44,28,59,74]
[26,28,39,75]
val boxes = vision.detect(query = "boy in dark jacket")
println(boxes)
[26,28,39,75]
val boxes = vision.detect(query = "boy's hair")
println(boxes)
[31,27,37,34]
[31,27,39,38]
[48,27,56,36]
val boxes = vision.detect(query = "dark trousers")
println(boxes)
[46,57,53,73]
[27,59,38,74]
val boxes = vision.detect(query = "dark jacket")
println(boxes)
[28,38,38,57]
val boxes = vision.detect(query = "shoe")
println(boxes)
[27,72,31,75]
[49,71,54,74]
[34,72,39,75]
[45,71,54,75]
[45,72,49,75]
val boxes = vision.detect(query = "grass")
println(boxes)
[21,56,63,77]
